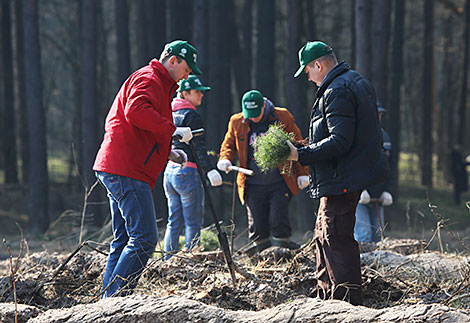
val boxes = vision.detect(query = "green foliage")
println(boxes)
[252,123,295,174]
[200,229,220,251]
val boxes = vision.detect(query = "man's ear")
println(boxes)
[169,55,177,66]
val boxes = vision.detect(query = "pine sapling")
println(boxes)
[253,123,295,174]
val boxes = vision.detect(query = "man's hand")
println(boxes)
[168,149,187,168]
[359,190,371,204]
[217,159,232,174]
[297,175,309,190]
[286,140,298,161]
[207,169,223,186]
[173,127,193,143]
[380,191,393,206]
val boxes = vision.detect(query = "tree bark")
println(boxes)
[1,0,18,184]
[439,12,455,182]
[389,0,405,197]
[15,0,29,184]
[167,0,193,42]
[80,0,98,189]
[355,0,371,79]
[457,0,470,147]
[115,0,130,85]
[287,0,313,234]
[136,0,149,67]
[421,0,434,187]
[255,0,276,100]
[24,0,49,234]
[371,0,391,106]
[207,0,231,221]
[146,0,166,59]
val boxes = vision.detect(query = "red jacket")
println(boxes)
[93,59,178,189]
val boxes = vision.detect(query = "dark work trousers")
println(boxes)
[315,190,362,305]
[245,181,292,241]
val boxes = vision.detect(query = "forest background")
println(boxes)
[0,0,469,249]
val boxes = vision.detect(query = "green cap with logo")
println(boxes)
[294,41,333,78]
[178,75,211,92]
[242,90,264,119]
[164,40,202,75]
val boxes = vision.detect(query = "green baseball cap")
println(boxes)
[294,41,333,78]
[178,75,211,92]
[242,90,264,119]
[164,40,202,75]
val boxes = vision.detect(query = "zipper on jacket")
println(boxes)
[144,143,159,165]
[168,83,178,153]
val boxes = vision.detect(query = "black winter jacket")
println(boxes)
[171,104,215,173]
[297,62,390,198]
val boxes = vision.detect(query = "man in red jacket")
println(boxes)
[93,40,201,297]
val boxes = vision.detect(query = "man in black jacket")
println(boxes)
[287,41,389,305]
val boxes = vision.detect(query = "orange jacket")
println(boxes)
[219,107,309,204]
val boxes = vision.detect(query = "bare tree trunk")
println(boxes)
[15,0,29,184]
[115,0,130,85]
[1,0,18,184]
[389,0,405,197]
[287,0,313,234]
[439,12,455,182]
[457,0,470,147]
[242,0,253,93]
[207,0,231,221]
[136,0,149,67]
[167,0,193,42]
[371,0,391,106]
[146,0,166,59]
[304,0,315,40]
[80,0,98,189]
[24,0,49,234]
[355,0,371,79]
[350,0,356,68]
[421,0,434,187]
[256,0,275,100]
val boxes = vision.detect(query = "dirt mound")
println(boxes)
[0,238,470,322]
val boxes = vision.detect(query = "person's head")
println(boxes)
[242,90,266,122]
[294,41,337,85]
[177,75,211,107]
[377,103,386,122]
[160,40,201,82]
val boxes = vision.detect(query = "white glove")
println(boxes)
[207,169,223,187]
[297,175,309,190]
[173,127,193,143]
[217,159,232,174]
[380,191,393,206]
[359,190,371,204]
[286,140,298,161]
[168,149,187,168]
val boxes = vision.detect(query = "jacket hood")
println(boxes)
[172,98,196,111]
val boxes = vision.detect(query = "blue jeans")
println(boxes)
[354,202,384,243]
[96,171,158,297]
[163,165,204,260]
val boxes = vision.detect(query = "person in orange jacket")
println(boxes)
[93,40,201,297]
[218,90,309,255]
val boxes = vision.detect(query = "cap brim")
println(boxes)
[294,64,305,78]
[187,61,202,75]
[243,109,261,119]
[194,86,211,91]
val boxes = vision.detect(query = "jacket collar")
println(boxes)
[149,59,178,89]
[171,98,196,111]
[316,61,350,98]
